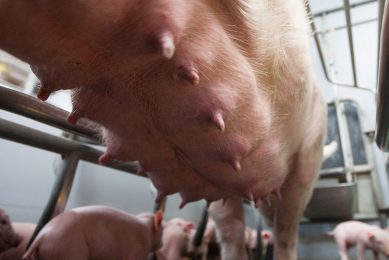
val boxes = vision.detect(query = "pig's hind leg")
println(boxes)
[259,127,325,259]
[208,196,248,260]
[356,242,367,260]
[259,88,326,260]
[334,238,350,260]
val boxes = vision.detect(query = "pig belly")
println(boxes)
[0,0,317,205]
[69,6,292,203]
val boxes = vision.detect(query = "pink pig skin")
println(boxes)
[0,1,327,259]
[156,218,195,260]
[22,206,163,260]
[0,223,35,260]
[0,209,21,254]
[209,197,248,260]
[245,228,273,252]
[156,218,215,260]
[186,220,217,260]
[329,221,389,260]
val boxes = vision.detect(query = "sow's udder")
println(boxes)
[62,2,286,206]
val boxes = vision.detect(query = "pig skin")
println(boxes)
[157,218,215,260]
[156,218,195,260]
[0,0,327,259]
[0,223,35,260]
[0,209,21,254]
[329,221,389,260]
[22,206,163,260]
[209,197,248,260]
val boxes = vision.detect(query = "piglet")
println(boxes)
[245,228,273,255]
[155,218,195,260]
[0,209,21,254]
[186,219,217,260]
[328,221,389,260]
[0,223,35,260]
[23,206,163,260]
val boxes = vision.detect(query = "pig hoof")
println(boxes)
[98,152,112,165]
[211,112,225,132]
[174,66,200,86]
[272,189,282,200]
[37,87,52,101]
[157,32,175,59]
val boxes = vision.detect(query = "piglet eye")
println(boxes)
[0,220,7,225]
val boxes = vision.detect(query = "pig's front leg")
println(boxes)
[259,90,326,260]
[334,238,350,260]
[208,197,248,260]
[272,145,323,259]
[372,249,380,260]
[357,242,367,260]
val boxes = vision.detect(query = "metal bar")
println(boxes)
[378,0,386,79]
[343,0,358,86]
[307,3,332,84]
[151,197,167,260]
[253,217,263,260]
[188,207,209,260]
[0,118,139,174]
[27,153,80,249]
[370,143,389,208]
[313,0,376,18]
[378,0,386,47]
[317,18,378,35]
[307,3,367,90]
[308,3,377,92]
[379,210,389,227]
[192,207,209,247]
[153,197,167,214]
[0,85,100,143]
[335,101,354,183]
[376,0,389,151]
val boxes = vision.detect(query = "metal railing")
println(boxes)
[0,85,142,245]
[307,0,377,90]
[307,0,389,151]
[376,0,389,151]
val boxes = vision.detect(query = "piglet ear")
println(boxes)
[263,232,271,240]
[183,223,195,232]
[154,210,163,231]
[367,231,375,241]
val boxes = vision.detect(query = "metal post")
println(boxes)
[253,217,263,260]
[343,0,358,87]
[335,101,355,183]
[27,153,80,248]
[379,211,388,227]
[376,0,389,151]
[306,3,332,84]
[192,207,209,256]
